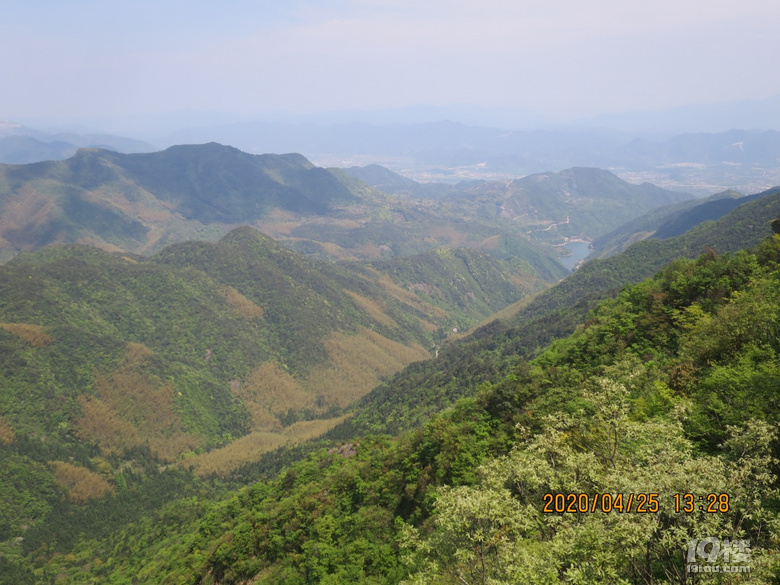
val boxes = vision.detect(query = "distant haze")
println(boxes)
[3,1,780,134]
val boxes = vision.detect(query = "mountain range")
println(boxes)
[0,120,155,164]
[1,170,778,582]
[0,145,690,281]
[2,131,780,581]
[5,116,780,197]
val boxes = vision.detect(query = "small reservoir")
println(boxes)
[559,241,592,271]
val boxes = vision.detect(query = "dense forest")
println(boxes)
[3,216,778,583]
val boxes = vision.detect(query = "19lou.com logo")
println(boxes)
[686,537,751,574]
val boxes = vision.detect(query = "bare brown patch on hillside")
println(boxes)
[479,234,501,250]
[426,225,470,247]
[350,242,385,259]
[143,226,166,250]
[0,184,59,248]
[317,241,350,259]
[50,461,114,503]
[417,318,440,332]
[234,327,428,432]
[0,323,54,347]
[207,325,427,475]
[75,237,124,253]
[125,342,153,364]
[77,395,140,452]
[80,176,177,224]
[260,222,300,235]
[196,313,430,476]
[377,275,447,321]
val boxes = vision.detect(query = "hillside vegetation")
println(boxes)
[332,187,780,437]
[0,144,357,261]
[342,165,691,246]
[454,167,690,242]
[1,147,691,276]
[592,187,780,258]
[0,225,545,563]
[13,217,780,583]
[0,144,562,273]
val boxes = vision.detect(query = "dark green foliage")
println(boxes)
[21,467,201,556]
[66,409,513,584]
[102,145,358,221]
[0,449,61,537]
[0,555,36,585]
[595,187,780,258]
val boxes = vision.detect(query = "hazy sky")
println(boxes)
[3,0,780,127]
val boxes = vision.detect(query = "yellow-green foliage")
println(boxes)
[346,290,396,327]
[190,432,289,477]
[401,379,780,584]
[378,274,448,321]
[284,417,351,442]
[222,285,264,319]
[0,322,54,347]
[232,362,312,430]
[76,344,201,461]
[0,413,15,444]
[49,461,114,503]
[189,415,348,476]
[234,329,427,436]
[306,328,429,407]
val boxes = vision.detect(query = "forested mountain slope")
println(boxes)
[0,144,357,260]
[452,167,691,242]
[0,225,543,568]
[332,187,780,437]
[344,165,691,244]
[15,217,780,584]
[0,144,570,278]
[592,187,780,258]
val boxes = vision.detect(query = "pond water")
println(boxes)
[558,241,592,271]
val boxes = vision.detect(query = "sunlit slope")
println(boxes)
[26,216,780,585]
[331,187,780,437]
[0,222,542,532]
